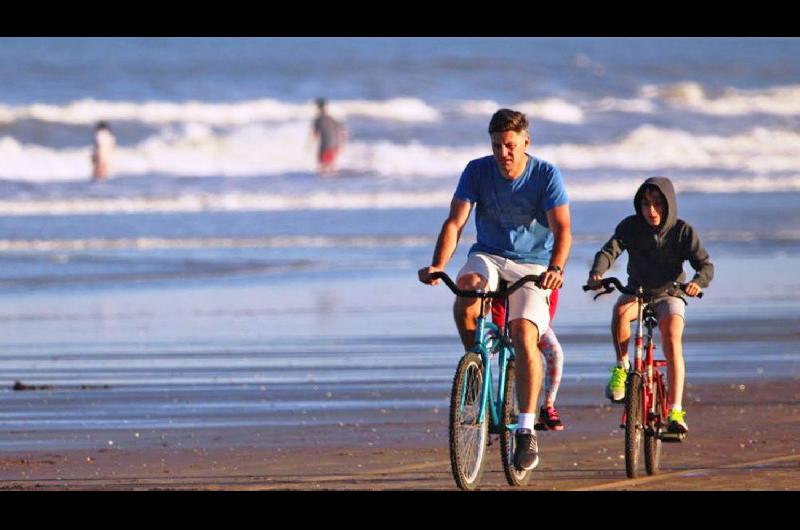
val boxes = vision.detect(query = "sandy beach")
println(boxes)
[2,376,797,491]
[2,38,800,495]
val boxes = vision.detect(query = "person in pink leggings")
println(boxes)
[492,288,564,430]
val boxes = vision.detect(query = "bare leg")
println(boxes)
[452,273,488,351]
[611,297,637,367]
[659,315,685,409]
[510,319,542,414]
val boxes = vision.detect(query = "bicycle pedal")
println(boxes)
[659,431,687,443]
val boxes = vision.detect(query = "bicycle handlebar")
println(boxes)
[582,277,703,300]
[430,271,543,299]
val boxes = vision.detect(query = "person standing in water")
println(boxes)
[91,121,116,181]
[311,98,347,176]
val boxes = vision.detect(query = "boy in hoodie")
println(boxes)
[586,177,713,434]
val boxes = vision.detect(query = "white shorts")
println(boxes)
[456,252,551,335]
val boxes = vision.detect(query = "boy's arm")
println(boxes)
[685,225,714,288]
[589,220,628,280]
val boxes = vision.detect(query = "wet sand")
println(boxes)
[1,377,798,491]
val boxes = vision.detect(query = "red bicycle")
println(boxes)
[584,277,702,478]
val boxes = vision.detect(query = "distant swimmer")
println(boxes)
[311,98,347,176]
[91,121,116,181]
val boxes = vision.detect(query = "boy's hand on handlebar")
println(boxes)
[586,274,603,290]
[684,281,702,297]
[418,266,443,285]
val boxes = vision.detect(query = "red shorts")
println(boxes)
[319,148,338,166]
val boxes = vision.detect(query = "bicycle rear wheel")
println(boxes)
[500,359,531,486]
[624,372,644,478]
[644,375,663,475]
[449,352,489,490]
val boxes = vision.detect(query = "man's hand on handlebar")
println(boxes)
[540,269,564,290]
[418,266,444,286]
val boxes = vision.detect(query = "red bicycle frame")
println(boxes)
[620,294,669,433]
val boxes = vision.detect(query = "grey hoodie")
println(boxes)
[590,177,714,293]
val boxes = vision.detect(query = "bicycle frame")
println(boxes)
[584,276,699,477]
[624,293,669,434]
[466,297,516,434]
[434,270,543,488]
[433,271,540,435]
[585,277,698,440]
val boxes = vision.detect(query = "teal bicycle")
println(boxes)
[431,271,542,490]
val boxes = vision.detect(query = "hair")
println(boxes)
[96,121,109,130]
[641,184,664,199]
[315,97,327,110]
[488,109,529,135]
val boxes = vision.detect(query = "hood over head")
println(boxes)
[634,176,677,235]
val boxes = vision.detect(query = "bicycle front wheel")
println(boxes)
[624,372,644,478]
[449,352,489,490]
[644,375,663,475]
[500,359,532,486]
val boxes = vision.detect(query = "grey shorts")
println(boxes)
[456,252,550,334]
[616,294,686,321]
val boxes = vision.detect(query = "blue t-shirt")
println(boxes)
[454,155,569,265]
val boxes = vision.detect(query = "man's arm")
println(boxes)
[541,204,572,290]
[418,198,473,285]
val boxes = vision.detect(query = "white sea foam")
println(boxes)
[593,97,657,114]
[565,175,800,200]
[2,82,800,133]
[1,228,798,253]
[0,97,440,126]
[641,82,800,116]
[455,98,585,124]
[1,123,799,182]
[537,125,800,173]
[0,175,796,216]
[0,235,436,251]
[0,191,456,216]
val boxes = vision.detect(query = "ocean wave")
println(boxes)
[2,82,799,134]
[0,177,796,216]
[0,228,798,252]
[0,191,455,215]
[1,123,799,181]
[454,98,585,124]
[640,82,800,116]
[0,235,437,251]
[537,125,800,173]
[0,97,440,126]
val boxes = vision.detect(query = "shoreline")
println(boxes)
[1,376,797,490]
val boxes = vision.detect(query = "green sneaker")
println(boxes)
[605,365,627,402]
[667,409,688,434]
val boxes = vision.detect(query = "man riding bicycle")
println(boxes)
[418,109,572,470]
[586,177,714,435]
